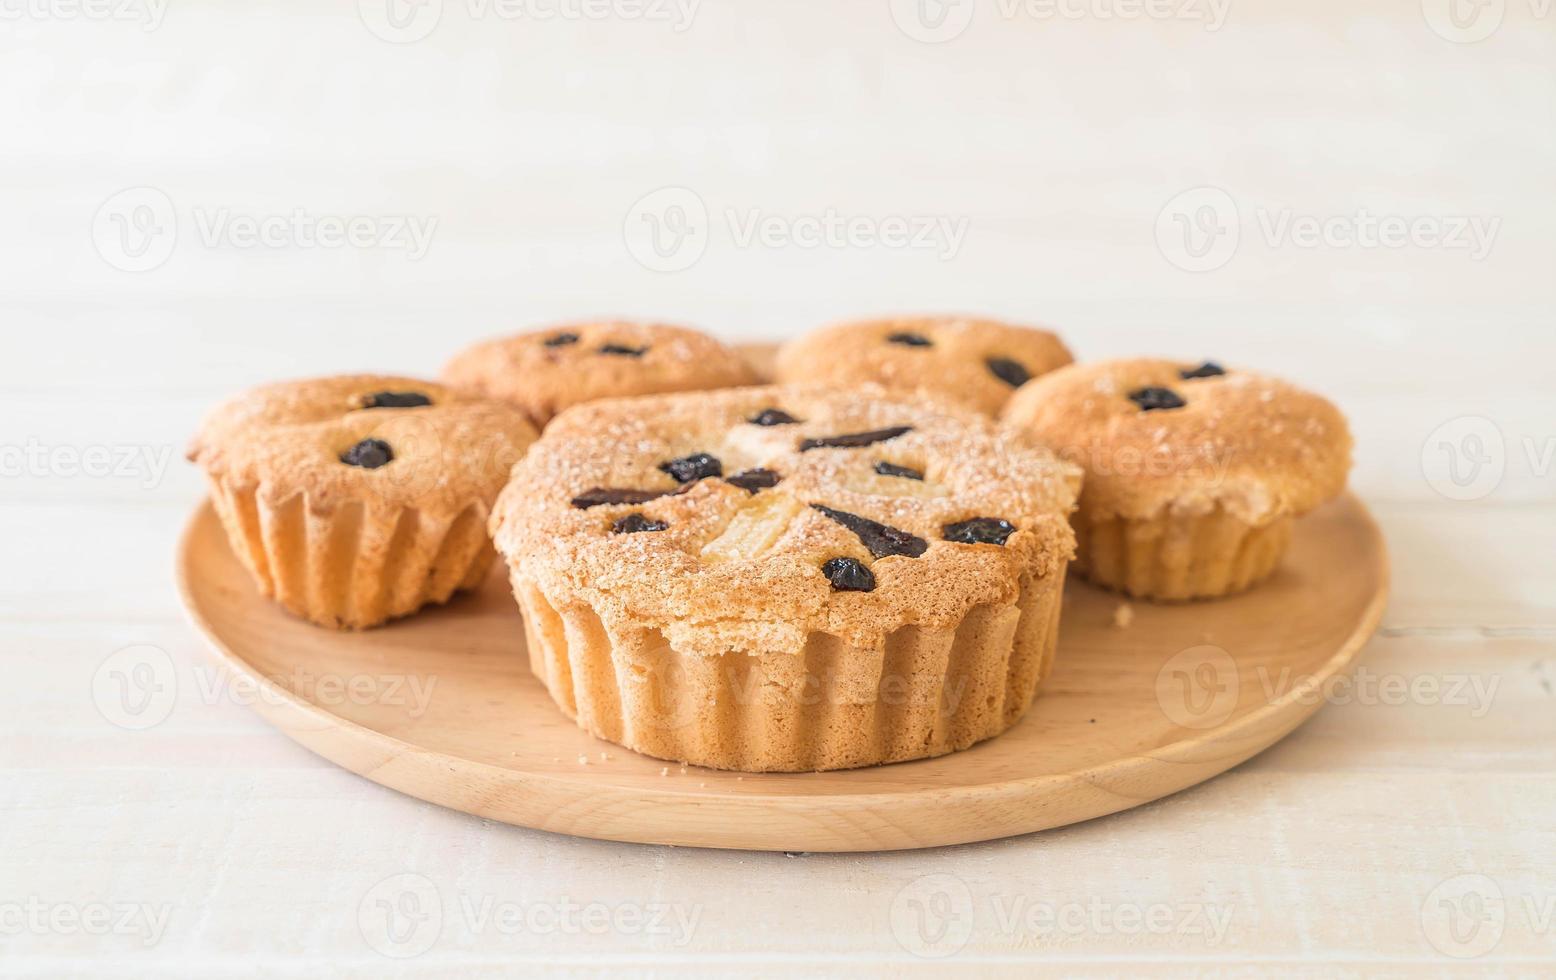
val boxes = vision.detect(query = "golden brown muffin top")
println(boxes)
[491,384,1080,655]
[775,315,1073,416]
[442,320,759,429]
[188,375,537,512]
[1002,358,1352,524]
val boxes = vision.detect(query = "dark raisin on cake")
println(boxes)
[1180,361,1226,379]
[986,357,1031,388]
[726,468,781,493]
[340,438,393,469]
[361,391,431,409]
[1127,386,1187,412]
[799,426,912,452]
[612,513,669,534]
[811,504,928,559]
[659,452,723,484]
[571,487,672,509]
[749,408,800,426]
[943,517,1016,546]
[821,556,875,592]
[873,460,923,481]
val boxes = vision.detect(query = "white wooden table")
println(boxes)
[3,2,1553,975]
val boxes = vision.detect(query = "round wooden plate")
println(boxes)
[177,494,1387,852]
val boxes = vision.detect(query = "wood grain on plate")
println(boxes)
[176,494,1387,852]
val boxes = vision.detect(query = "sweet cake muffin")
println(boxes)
[189,375,537,629]
[775,315,1073,416]
[490,385,1081,772]
[442,320,759,429]
[1002,358,1352,601]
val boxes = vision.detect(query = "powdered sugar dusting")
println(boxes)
[1003,358,1352,523]
[492,384,1081,649]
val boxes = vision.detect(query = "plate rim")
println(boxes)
[175,494,1389,844]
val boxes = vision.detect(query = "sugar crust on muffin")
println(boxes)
[190,375,535,510]
[1002,358,1352,525]
[189,374,538,629]
[775,315,1073,416]
[1002,358,1351,600]
[494,384,1079,655]
[442,320,759,428]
